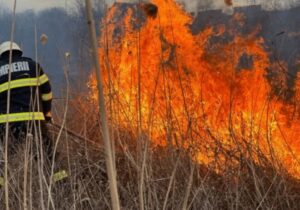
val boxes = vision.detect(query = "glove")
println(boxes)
[45,112,53,123]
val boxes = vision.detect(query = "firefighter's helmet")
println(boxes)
[0,41,22,57]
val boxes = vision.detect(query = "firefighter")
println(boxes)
[0,41,67,184]
[0,41,52,146]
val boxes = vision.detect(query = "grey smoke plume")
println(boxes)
[176,0,300,13]
[1,0,299,13]
[105,0,300,14]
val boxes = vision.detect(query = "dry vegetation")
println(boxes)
[1,103,300,209]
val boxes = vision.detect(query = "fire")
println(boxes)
[89,0,300,177]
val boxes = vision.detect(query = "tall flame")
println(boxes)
[89,0,300,177]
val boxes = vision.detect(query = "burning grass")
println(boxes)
[89,0,300,177]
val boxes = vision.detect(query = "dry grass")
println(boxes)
[0,120,300,210]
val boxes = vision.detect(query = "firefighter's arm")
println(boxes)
[38,66,52,122]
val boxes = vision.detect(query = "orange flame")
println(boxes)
[89,0,300,177]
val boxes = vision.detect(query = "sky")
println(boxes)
[0,0,299,13]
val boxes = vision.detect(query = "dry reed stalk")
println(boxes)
[46,52,71,210]
[103,3,116,168]
[181,163,195,210]
[136,1,146,209]
[33,25,47,210]
[162,157,179,210]
[22,133,33,210]
[4,0,17,209]
[84,0,120,209]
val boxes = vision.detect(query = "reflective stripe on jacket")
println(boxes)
[0,112,45,123]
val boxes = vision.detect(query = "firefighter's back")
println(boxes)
[0,56,41,115]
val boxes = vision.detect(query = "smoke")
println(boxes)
[175,0,200,12]
[259,0,300,10]
[176,0,300,13]
[1,0,299,13]
[97,0,300,17]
